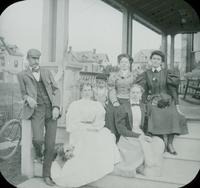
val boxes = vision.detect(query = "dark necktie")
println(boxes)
[154,70,158,73]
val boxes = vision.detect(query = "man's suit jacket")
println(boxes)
[115,102,147,138]
[17,67,60,120]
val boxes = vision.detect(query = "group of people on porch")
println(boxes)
[17,49,188,187]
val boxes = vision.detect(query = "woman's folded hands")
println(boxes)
[86,125,101,131]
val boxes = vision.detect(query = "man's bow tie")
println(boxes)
[153,70,158,73]
[32,68,40,73]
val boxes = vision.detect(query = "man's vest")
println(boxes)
[35,77,51,105]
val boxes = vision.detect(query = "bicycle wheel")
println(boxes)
[0,119,21,160]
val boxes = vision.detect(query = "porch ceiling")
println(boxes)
[101,0,200,35]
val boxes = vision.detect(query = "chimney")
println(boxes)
[93,48,96,54]
[68,46,72,53]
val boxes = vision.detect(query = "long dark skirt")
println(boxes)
[147,103,188,135]
[105,98,129,143]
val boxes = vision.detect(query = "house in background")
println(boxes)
[133,49,153,73]
[133,48,183,74]
[66,47,109,73]
[0,37,23,83]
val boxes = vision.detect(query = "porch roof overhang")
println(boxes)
[101,0,200,35]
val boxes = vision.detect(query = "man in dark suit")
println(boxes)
[17,49,60,186]
[114,84,165,177]
[115,84,148,139]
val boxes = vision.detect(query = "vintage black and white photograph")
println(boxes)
[0,0,200,187]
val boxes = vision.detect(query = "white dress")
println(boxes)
[51,99,121,187]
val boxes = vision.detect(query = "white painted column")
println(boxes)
[170,34,175,70]
[55,0,69,62]
[122,9,132,56]
[41,0,69,63]
[41,0,57,63]
[21,120,34,178]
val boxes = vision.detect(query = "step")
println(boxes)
[31,161,199,188]
[89,174,184,188]
[185,114,200,122]
[18,178,56,188]
[173,135,200,161]
[17,178,94,188]
[90,158,199,188]
[184,121,200,138]
[180,105,200,120]
[32,150,200,184]
[162,155,200,184]
[31,154,200,187]
[172,121,200,160]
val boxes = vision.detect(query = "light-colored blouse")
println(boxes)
[108,71,137,104]
[66,99,105,133]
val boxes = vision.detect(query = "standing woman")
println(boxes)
[136,50,188,155]
[105,54,137,142]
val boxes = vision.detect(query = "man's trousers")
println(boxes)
[30,103,57,177]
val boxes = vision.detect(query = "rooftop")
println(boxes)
[68,48,109,64]
[0,37,23,57]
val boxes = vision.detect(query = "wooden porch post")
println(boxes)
[41,0,57,63]
[41,0,69,63]
[170,34,175,70]
[161,34,168,69]
[55,0,69,62]
[122,9,132,56]
[186,34,194,72]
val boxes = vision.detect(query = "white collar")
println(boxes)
[152,66,161,72]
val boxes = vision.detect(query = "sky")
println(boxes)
[0,0,181,64]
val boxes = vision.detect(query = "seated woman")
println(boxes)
[51,82,121,187]
[136,50,188,155]
[114,84,165,177]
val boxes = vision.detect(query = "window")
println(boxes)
[192,32,200,69]
[0,56,5,66]
[0,72,4,80]
[14,60,18,68]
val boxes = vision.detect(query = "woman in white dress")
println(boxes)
[51,83,121,187]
